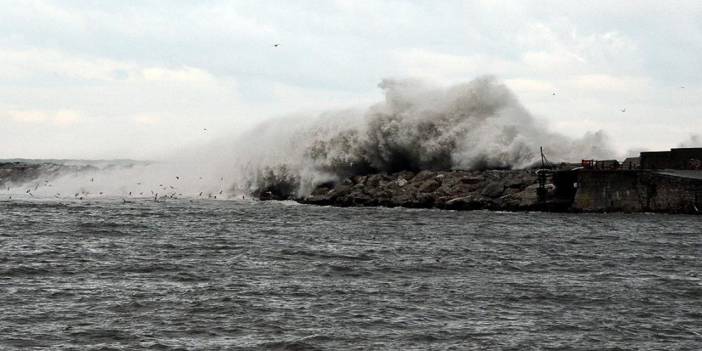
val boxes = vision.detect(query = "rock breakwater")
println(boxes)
[296,170,542,211]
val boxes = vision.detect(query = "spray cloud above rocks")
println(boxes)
[234,76,614,196]
[4,76,618,199]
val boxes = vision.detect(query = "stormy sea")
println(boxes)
[2,198,701,350]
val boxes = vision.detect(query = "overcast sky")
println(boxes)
[1,0,701,159]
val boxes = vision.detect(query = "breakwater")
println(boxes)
[289,169,702,214]
[296,169,546,211]
[4,160,702,214]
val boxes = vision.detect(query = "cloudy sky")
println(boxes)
[1,0,701,159]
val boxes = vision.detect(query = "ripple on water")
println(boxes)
[0,200,700,350]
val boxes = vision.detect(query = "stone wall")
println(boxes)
[640,151,672,170]
[573,170,702,213]
[640,148,702,170]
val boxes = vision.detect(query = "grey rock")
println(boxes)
[480,182,504,198]
[293,169,540,212]
[460,176,483,184]
[418,179,441,193]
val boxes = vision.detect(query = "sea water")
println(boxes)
[1,199,701,350]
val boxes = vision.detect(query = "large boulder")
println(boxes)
[480,181,504,198]
[396,178,408,187]
[460,176,483,184]
[418,179,441,193]
[412,170,436,182]
[444,195,488,210]
[352,175,367,185]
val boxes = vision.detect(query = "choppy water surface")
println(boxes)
[1,199,701,350]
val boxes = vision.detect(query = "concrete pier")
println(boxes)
[573,170,702,214]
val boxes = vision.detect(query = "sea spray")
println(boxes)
[4,76,617,200]
[238,76,615,198]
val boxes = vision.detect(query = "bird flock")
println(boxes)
[3,174,244,203]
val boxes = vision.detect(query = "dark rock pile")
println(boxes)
[297,169,541,211]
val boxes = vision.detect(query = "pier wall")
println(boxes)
[573,170,702,213]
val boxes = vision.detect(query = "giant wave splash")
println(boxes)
[233,76,614,197]
[2,76,616,200]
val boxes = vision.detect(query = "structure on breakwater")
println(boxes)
[572,169,702,213]
[567,148,702,213]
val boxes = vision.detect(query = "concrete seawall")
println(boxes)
[573,170,702,214]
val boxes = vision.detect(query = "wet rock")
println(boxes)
[366,174,394,187]
[460,176,482,184]
[397,178,408,187]
[396,171,416,181]
[418,179,441,193]
[352,175,367,185]
[480,182,504,198]
[294,169,540,212]
[310,186,332,196]
[444,195,489,210]
[413,170,436,182]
